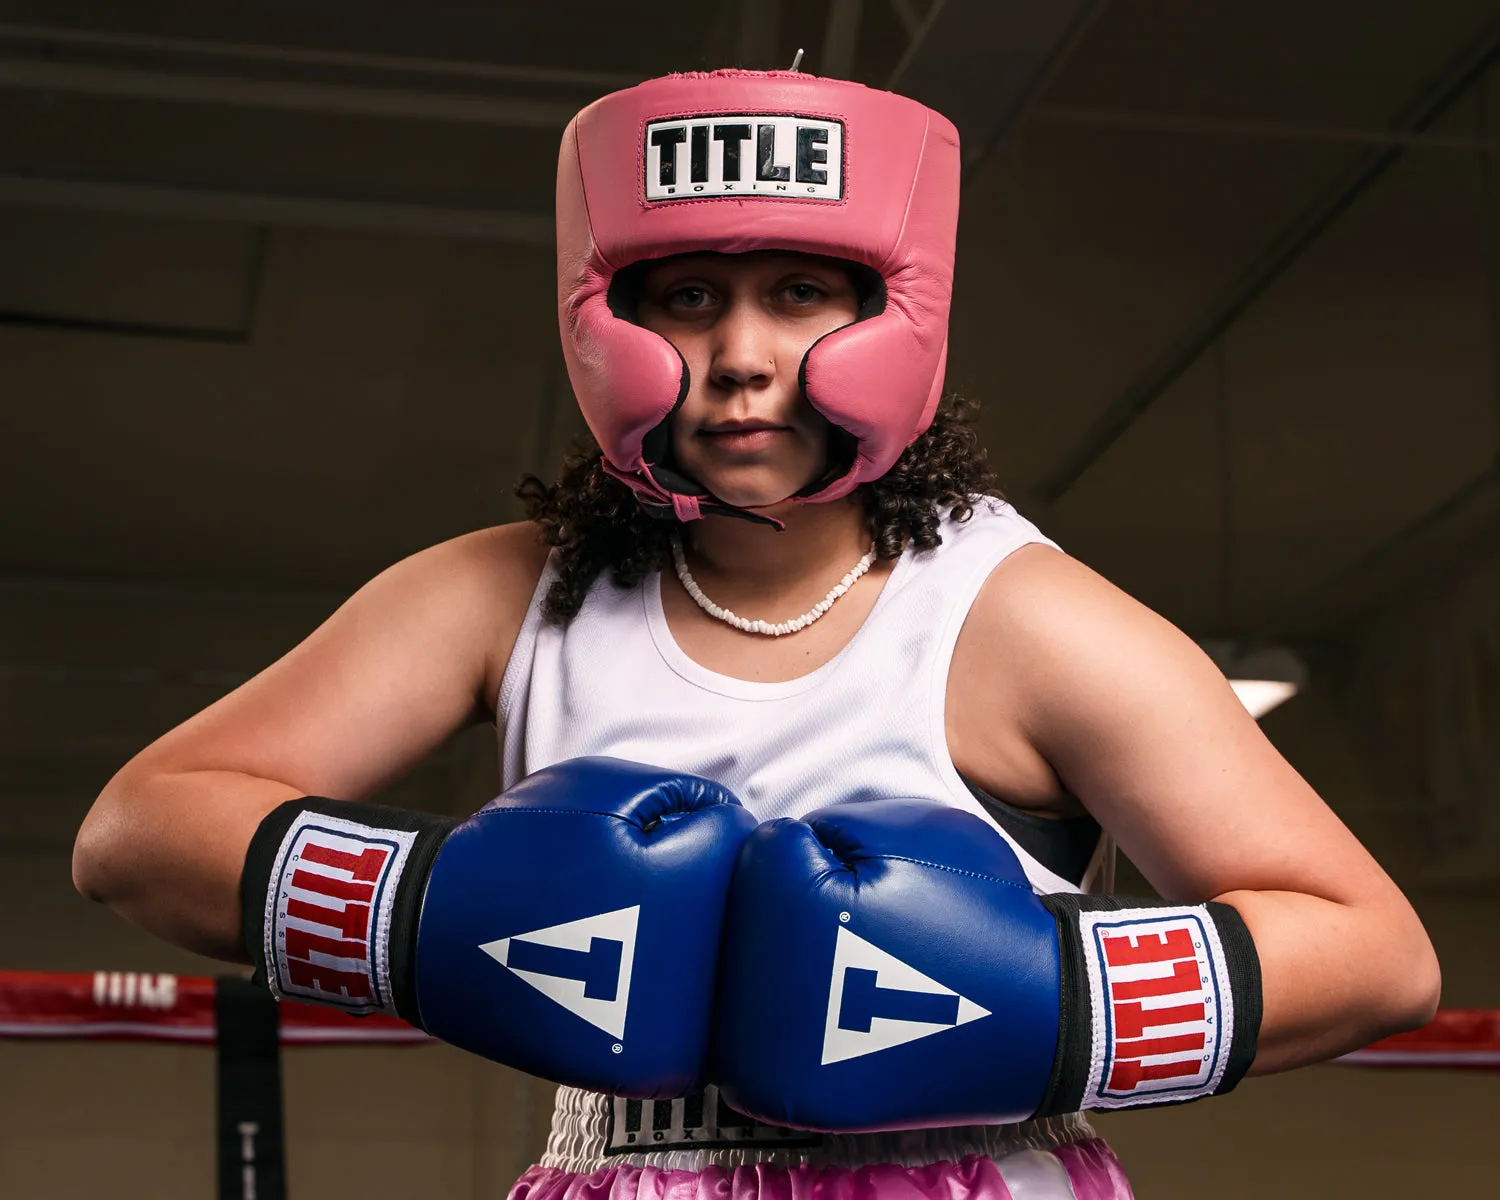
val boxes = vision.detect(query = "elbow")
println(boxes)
[1376,924,1442,1037]
[72,779,131,904]
[1399,942,1442,1031]
[72,805,111,903]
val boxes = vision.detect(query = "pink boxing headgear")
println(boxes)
[556,69,960,523]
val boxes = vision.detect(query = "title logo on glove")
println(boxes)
[644,115,844,201]
[822,925,989,1064]
[479,906,640,1041]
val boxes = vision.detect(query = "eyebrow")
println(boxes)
[644,262,853,293]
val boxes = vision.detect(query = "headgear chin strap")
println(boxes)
[556,69,961,523]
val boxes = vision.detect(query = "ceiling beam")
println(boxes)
[0,172,553,243]
[1029,16,1500,506]
[820,0,863,79]
[0,21,641,91]
[1029,104,1500,154]
[734,0,782,68]
[887,0,1106,178]
[1248,463,1500,645]
[887,0,925,39]
[0,58,579,128]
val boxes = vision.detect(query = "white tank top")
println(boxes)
[498,497,1106,896]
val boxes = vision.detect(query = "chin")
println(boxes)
[686,465,815,511]
[711,488,798,511]
[708,480,820,512]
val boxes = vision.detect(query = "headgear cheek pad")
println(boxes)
[556,69,960,523]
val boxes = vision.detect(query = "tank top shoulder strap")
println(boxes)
[879,496,1062,709]
[497,549,560,731]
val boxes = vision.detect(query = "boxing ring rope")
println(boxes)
[2,969,1492,1062]
[0,969,427,1043]
[1,969,1495,1199]
[0,969,428,1200]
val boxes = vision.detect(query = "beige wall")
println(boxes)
[0,684,559,1196]
[0,1040,558,1198]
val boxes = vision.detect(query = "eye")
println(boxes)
[784,282,826,304]
[668,285,712,310]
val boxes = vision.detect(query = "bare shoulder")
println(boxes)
[954,543,1379,904]
[122,521,554,803]
[962,541,1156,631]
[957,543,1201,678]
[439,522,553,707]
[958,542,1228,739]
[946,543,1156,817]
[951,541,1233,792]
[376,521,550,649]
[443,520,553,607]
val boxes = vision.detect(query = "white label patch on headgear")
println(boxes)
[643,114,844,201]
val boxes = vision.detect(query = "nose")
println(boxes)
[708,300,777,394]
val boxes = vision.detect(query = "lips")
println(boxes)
[701,421,784,435]
[700,426,784,452]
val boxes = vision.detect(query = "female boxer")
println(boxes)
[74,70,1439,1199]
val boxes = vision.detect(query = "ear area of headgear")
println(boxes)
[797,288,950,502]
[556,125,685,491]
[600,261,689,484]
[785,261,881,500]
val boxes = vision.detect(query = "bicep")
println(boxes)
[978,548,1394,909]
[131,522,549,802]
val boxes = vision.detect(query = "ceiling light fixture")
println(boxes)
[1199,640,1307,720]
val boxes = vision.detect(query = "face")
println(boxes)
[635,251,861,511]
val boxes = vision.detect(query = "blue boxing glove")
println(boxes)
[714,800,1261,1131]
[242,757,755,1097]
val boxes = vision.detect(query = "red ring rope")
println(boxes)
[0,969,1493,1065]
[0,970,427,1044]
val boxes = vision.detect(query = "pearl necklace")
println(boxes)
[669,533,878,637]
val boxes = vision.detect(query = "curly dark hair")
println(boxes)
[514,392,1004,623]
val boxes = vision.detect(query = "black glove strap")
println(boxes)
[240,798,456,1026]
[1035,894,1263,1117]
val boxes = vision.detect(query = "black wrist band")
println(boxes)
[240,798,456,1024]
[1034,894,1263,1116]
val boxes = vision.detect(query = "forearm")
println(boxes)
[1216,887,1440,1074]
[73,768,301,962]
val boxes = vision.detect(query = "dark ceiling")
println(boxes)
[1,0,1497,647]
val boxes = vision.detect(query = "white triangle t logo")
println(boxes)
[822,926,990,1065]
[478,905,639,1040]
